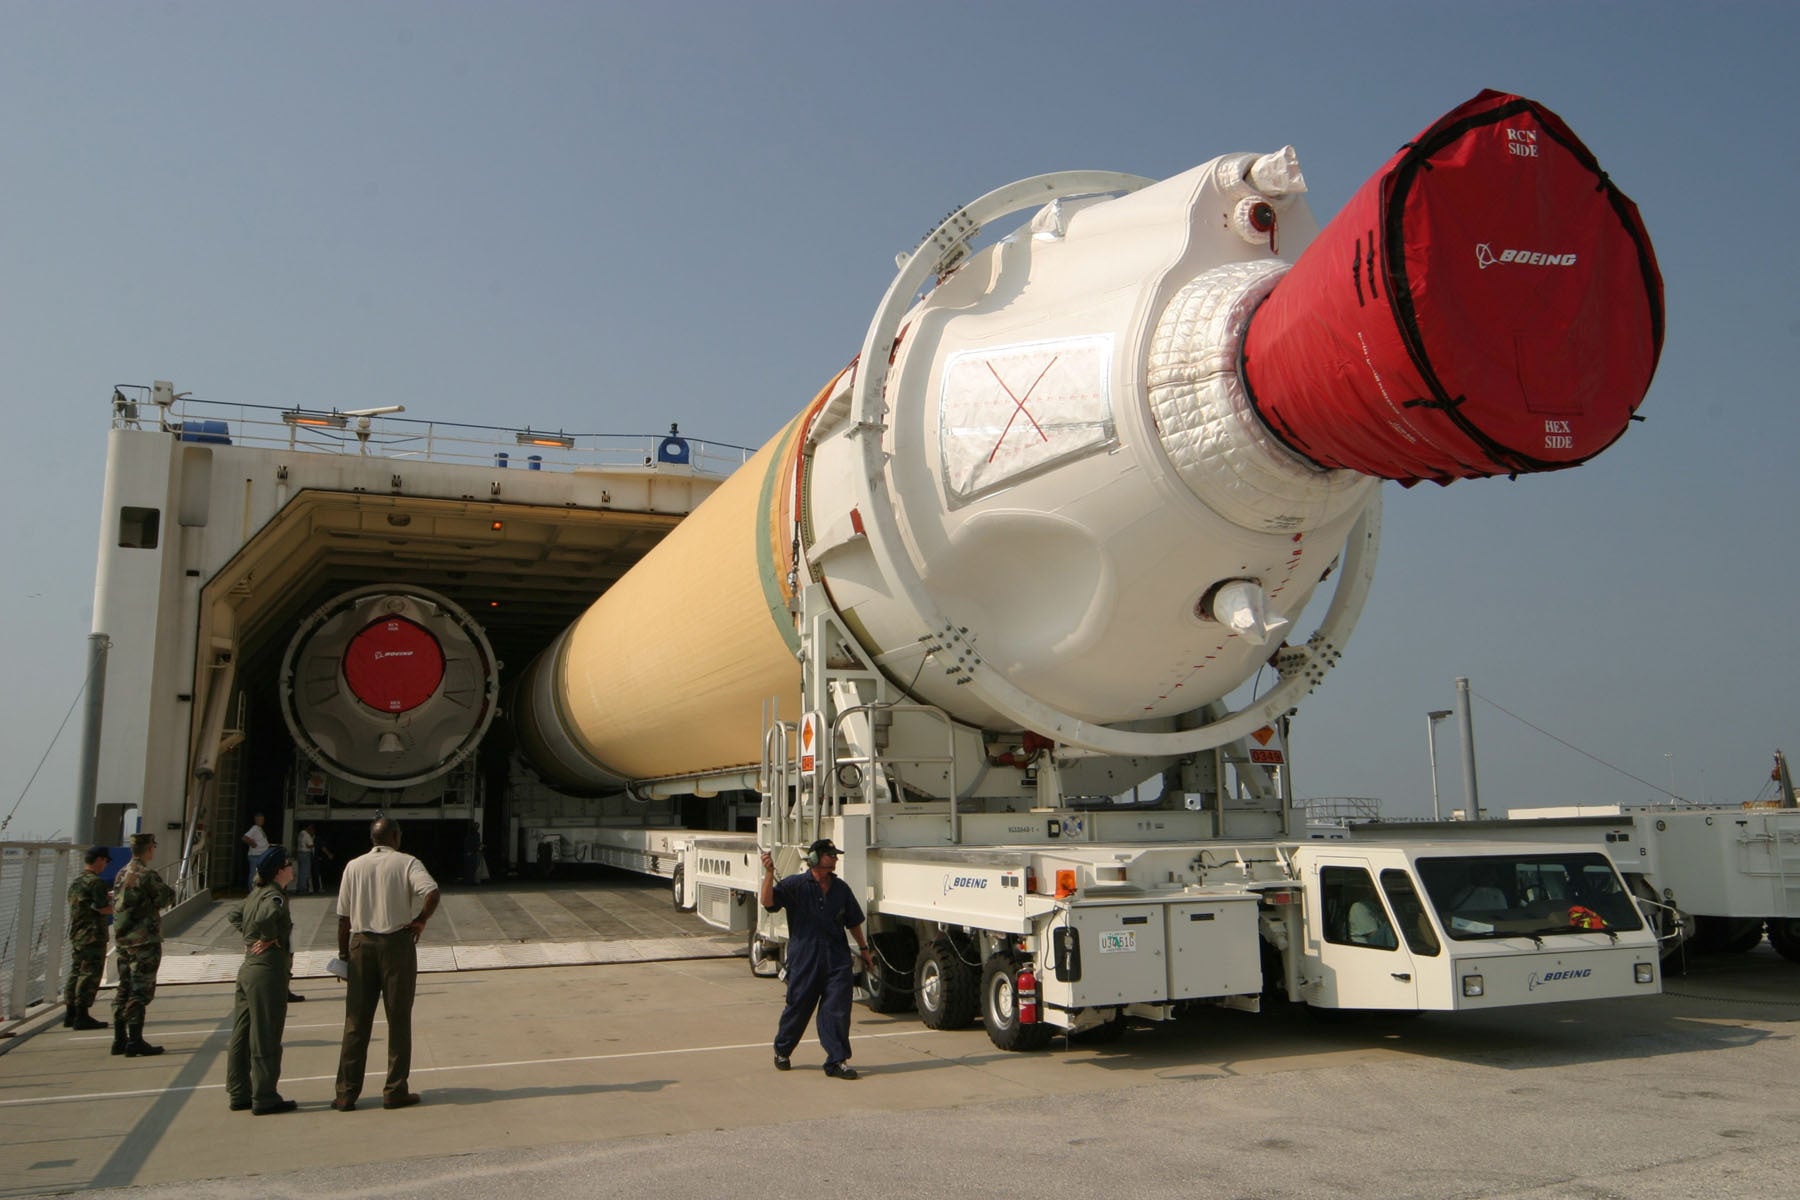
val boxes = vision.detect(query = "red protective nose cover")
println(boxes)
[1242,90,1663,485]
[343,617,446,713]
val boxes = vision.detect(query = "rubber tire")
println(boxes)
[1767,919,1800,964]
[863,929,918,1013]
[1259,940,1290,1005]
[1692,915,1764,954]
[671,864,692,912]
[915,938,978,1030]
[980,957,1052,1051]
[748,922,784,979]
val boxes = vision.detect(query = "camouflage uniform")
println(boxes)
[225,882,294,1111]
[63,869,111,1010]
[110,856,174,1031]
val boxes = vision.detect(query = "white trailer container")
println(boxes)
[1357,772,1800,963]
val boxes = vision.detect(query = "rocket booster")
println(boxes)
[282,586,500,789]
[515,91,1663,789]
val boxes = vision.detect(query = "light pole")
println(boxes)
[1455,676,1482,820]
[1427,709,1454,820]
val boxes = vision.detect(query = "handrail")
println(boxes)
[826,703,961,843]
[108,390,757,478]
[0,843,76,1022]
[760,718,798,849]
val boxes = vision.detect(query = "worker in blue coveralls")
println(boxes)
[759,839,874,1079]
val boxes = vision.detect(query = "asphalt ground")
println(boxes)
[2,886,1797,1200]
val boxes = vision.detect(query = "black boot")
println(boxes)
[64,1002,76,1028]
[72,1006,106,1031]
[110,1014,127,1056]
[123,1020,163,1057]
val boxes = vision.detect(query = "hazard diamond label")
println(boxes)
[799,712,818,774]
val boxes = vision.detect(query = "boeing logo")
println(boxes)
[1476,243,1580,270]
[1527,968,1592,990]
[371,650,416,660]
[942,874,990,895]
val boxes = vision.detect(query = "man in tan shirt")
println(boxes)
[331,818,439,1111]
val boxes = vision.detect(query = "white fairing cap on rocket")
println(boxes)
[514,91,1663,790]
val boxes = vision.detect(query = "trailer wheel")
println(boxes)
[915,939,978,1030]
[671,864,693,912]
[1768,919,1800,964]
[980,957,1052,1051]
[748,924,784,979]
[863,929,918,1013]
[1693,916,1765,954]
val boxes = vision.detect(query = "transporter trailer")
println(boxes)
[670,584,1665,1051]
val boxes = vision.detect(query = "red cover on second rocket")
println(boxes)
[1241,90,1663,484]
[343,617,446,713]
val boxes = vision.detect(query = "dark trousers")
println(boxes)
[226,954,290,1108]
[774,946,854,1066]
[334,931,418,1103]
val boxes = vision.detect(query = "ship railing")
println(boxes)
[0,842,79,1026]
[109,388,756,478]
[1299,796,1385,827]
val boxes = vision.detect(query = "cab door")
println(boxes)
[1306,856,1419,1010]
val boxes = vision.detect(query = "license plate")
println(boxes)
[1097,931,1137,954]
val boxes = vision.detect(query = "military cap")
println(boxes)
[256,845,289,877]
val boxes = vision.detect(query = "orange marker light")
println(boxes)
[1054,869,1077,898]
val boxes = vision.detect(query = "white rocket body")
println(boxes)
[804,156,1373,733]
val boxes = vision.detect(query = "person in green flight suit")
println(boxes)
[226,845,299,1114]
[110,832,175,1057]
[62,845,114,1029]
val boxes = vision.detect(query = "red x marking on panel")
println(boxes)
[985,355,1058,463]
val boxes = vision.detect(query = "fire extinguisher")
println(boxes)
[1016,962,1039,1025]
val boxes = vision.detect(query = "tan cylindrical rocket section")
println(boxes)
[514,382,832,785]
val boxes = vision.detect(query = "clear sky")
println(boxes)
[2,2,1794,838]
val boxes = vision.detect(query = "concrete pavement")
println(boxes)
[3,881,1797,1199]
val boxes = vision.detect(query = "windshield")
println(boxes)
[1414,852,1644,940]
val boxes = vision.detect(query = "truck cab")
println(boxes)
[1291,844,1661,1011]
